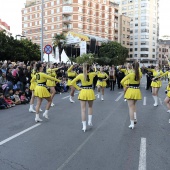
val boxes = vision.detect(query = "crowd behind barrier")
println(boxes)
[0,60,164,110]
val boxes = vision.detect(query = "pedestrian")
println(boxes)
[71,63,97,132]
[121,62,142,129]
[109,65,116,91]
[96,66,109,101]
[31,63,61,122]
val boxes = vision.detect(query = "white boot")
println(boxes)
[39,108,43,112]
[43,110,49,119]
[129,120,134,129]
[69,96,75,103]
[82,121,86,132]
[51,102,55,107]
[97,92,100,99]
[35,114,43,122]
[29,104,36,113]
[101,95,104,101]
[88,115,93,126]
[134,112,137,124]
[153,96,158,106]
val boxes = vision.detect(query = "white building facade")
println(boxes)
[114,0,159,65]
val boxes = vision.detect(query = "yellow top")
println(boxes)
[31,72,61,84]
[147,69,163,78]
[31,69,36,78]
[120,69,133,75]
[121,72,142,87]
[46,68,58,78]
[67,65,77,78]
[97,71,109,80]
[71,72,97,90]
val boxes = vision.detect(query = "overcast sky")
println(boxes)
[0,0,169,37]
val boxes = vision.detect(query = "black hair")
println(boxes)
[35,63,42,73]
[132,62,140,81]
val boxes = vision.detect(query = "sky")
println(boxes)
[0,0,170,38]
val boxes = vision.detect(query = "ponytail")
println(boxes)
[133,62,139,81]
[83,63,90,82]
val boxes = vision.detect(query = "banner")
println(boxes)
[80,41,87,56]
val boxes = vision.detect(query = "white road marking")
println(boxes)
[115,92,124,102]
[62,93,78,99]
[159,98,163,105]
[143,97,146,106]
[0,123,41,146]
[138,138,146,170]
[57,110,114,170]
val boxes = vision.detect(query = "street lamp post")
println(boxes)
[41,0,44,62]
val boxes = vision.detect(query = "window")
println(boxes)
[141,48,149,51]
[24,23,27,28]
[141,22,149,26]
[152,55,155,58]
[135,29,138,33]
[135,35,138,39]
[141,41,149,45]
[51,9,54,14]
[135,42,138,45]
[130,48,133,52]
[141,29,149,33]
[153,49,155,52]
[141,54,148,57]
[129,54,133,58]
[51,1,54,6]
[135,48,138,51]
[135,23,138,26]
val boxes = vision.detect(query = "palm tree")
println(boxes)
[53,33,67,62]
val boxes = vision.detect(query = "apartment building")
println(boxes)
[0,19,10,36]
[119,15,130,50]
[114,0,159,65]
[158,39,170,66]
[22,0,119,47]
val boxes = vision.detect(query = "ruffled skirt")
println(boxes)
[124,88,142,100]
[78,89,95,101]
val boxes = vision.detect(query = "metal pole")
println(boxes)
[41,0,44,62]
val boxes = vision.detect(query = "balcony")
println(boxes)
[63,0,72,5]
[62,24,72,31]
[63,18,72,23]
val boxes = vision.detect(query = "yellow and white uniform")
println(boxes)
[96,71,109,87]
[121,72,142,100]
[29,69,37,91]
[120,68,133,86]
[31,72,61,98]
[147,69,163,88]
[71,72,97,101]
[46,68,58,87]
[67,65,77,86]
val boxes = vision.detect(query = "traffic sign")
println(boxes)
[44,44,52,54]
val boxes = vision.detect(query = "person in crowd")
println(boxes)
[116,66,124,89]
[145,66,153,91]
[121,62,142,129]
[96,66,109,101]
[109,65,116,91]
[31,63,61,122]
[70,63,97,132]
[25,87,31,102]
[67,64,77,103]
[146,64,163,106]
[13,89,21,105]
[4,94,15,107]
[0,93,11,109]
[20,92,29,104]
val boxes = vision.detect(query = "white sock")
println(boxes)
[153,96,156,104]
[155,96,158,105]
[44,110,49,114]
[88,115,92,123]
[30,104,33,109]
[35,114,39,119]
[130,120,134,126]
[134,112,137,120]
[82,121,86,129]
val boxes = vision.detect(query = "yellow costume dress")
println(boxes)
[147,69,163,88]
[67,65,77,86]
[96,71,109,87]
[29,69,37,91]
[71,72,97,101]
[156,71,170,97]
[121,72,142,100]
[46,68,58,87]
[31,72,61,98]
[120,68,133,86]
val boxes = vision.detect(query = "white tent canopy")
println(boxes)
[43,54,57,63]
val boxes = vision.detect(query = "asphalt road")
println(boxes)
[0,76,170,170]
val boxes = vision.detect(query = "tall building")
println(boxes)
[22,0,119,47]
[114,0,159,65]
[0,19,10,36]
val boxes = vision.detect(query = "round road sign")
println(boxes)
[44,44,52,54]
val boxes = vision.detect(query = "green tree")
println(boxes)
[97,41,129,65]
[53,33,67,62]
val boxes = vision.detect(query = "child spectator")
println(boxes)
[25,87,31,102]
[20,92,29,104]
[4,94,15,107]
[13,89,21,105]
[8,89,15,102]
[0,93,10,109]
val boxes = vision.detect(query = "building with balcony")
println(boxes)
[158,39,170,67]
[114,0,159,65]
[0,19,10,36]
[22,0,119,48]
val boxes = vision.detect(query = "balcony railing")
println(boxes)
[63,0,72,5]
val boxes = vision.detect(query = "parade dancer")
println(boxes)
[96,66,109,101]
[147,64,163,106]
[71,63,97,132]
[67,64,77,103]
[31,63,61,122]
[46,63,62,106]
[121,62,142,129]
